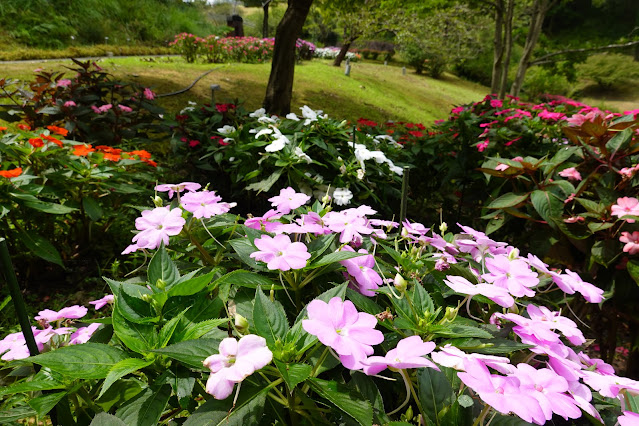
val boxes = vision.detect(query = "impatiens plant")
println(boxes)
[1,184,637,425]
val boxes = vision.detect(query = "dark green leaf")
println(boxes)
[211,269,281,291]
[112,309,158,354]
[418,367,455,425]
[152,338,221,370]
[253,288,289,348]
[428,324,493,339]
[82,197,104,221]
[183,384,268,426]
[245,169,282,193]
[99,358,154,399]
[351,373,391,425]
[17,230,63,267]
[29,343,128,379]
[28,391,66,417]
[627,260,639,285]
[115,384,171,426]
[0,379,65,397]
[229,239,266,271]
[606,127,633,155]
[148,245,179,287]
[306,378,373,426]
[346,288,383,316]
[530,190,563,228]
[274,360,312,390]
[412,282,435,316]
[306,233,337,261]
[0,405,37,423]
[96,378,144,412]
[90,413,128,426]
[486,193,529,209]
[307,251,365,269]
[167,270,216,297]
[590,239,618,268]
[106,278,156,324]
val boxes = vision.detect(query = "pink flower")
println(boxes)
[620,231,639,255]
[495,163,509,171]
[268,187,311,214]
[89,294,114,310]
[123,207,186,253]
[558,167,582,181]
[181,190,236,219]
[490,99,503,108]
[63,100,77,108]
[362,336,438,375]
[619,411,639,426]
[118,104,133,113]
[69,323,101,345]
[302,297,384,369]
[57,79,72,88]
[250,234,311,271]
[443,275,514,308]
[481,254,539,298]
[143,88,155,100]
[477,140,489,152]
[323,210,373,244]
[612,197,639,223]
[35,305,88,323]
[203,335,273,400]
[339,246,382,296]
[155,182,201,199]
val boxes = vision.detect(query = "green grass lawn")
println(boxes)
[0,57,489,125]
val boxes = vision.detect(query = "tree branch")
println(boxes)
[529,40,639,66]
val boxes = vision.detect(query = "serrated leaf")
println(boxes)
[99,358,154,399]
[346,288,383,316]
[412,282,435,315]
[152,338,221,370]
[148,245,179,287]
[0,379,65,397]
[183,384,268,426]
[351,373,391,425]
[115,384,171,426]
[0,405,37,423]
[307,378,373,426]
[17,230,63,267]
[229,238,266,271]
[308,250,365,268]
[274,360,312,390]
[418,367,455,425]
[90,413,128,426]
[428,324,493,339]
[487,192,529,209]
[176,318,228,342]
[253,287,289,348]
[606,127,633,155]
[28,391,66,417]
[112,309,158,354]
[82,197,104,221]
[106,278,156,324]
[29,343,128,379]
[245,169,282,193]
[167,270,216,297]
[530,190,563,228]
[306,233,337,261]
[211,269,281,291]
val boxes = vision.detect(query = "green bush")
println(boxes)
[576,52,639,89]
[522,66,572,98]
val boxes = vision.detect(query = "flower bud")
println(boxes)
[141,294,153,303]
[439,222,448,233]
[235,313,249,333]
[156,279,166,290]
[321,194,331,205]
[394,273,408,292]
[443,306,457,322]
[152,195,163,207]
[508,247,520,260]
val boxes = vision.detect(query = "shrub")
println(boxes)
[576,52,639,89]
[522,66,572,98]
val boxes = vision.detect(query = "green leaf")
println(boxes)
[115,384,171,426]
[428,324,493,339]
[588,222,614,233]
[590,239,618,268]
[29,343,129,379]
[253,287,289,348]
[229,239,266,271]
[90,413,128,426]
[28,391,66,418]
[306,233,337,261]
[0,379,65,397]
[82,197,104,221]
[606,127,633,155]
[167,270,216,297]
[346,288,383,316]
[106,278,156,324]
[0,405,37,423]
[152,338,221,370]
[627,260,639,285]
[351,373,391,425]
[418,367,455,425]
[99,358,154,399]
[148,245,179,287]
[306,378,373,426]
[158,309,186,347]
[457,394,474,408]
[486,192,529,209]
[412,282,435,316]
[17,230,63,267]
[24,200,77,214]
[183,384,268,426]
[112,309,158,354]
[530,190,563,229]
[157,365,195,409]
[211,269,280,291]
[274,360,312,390]
[174,318,228,343]
[489,414,534,425]
[308,250,365,269]
[96,378,144,412]
[245,169,282,193]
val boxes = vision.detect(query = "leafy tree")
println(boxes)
[244,0,275,38]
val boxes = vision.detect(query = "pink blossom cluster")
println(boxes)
[0,296,112,361]
[612,197,639,223]
[91,104,113,114]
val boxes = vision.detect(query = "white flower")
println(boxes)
[258,116,278,124]
[180,106,195,114]
[254,127,274,139]
[294,147,312,163]
[249,108,266,118]
[223,137,234,144]
[375,134,402,148]
[333,188,353,206]
[188,101,197,106]
[265,135,289,152]
[300,105,327,126]
[286,113,300,121]
[357,169,365,180]
[217,125,235,135]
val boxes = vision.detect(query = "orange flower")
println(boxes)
[0,167,22,178]
[128,149,152,159]
[103,152,121,162]
[72,144,95,156]
[29,138,44,148]
[95,145,122,154]
[46,125,69,137]
[41,134,63,147]
[17,124,31,131]
[0,126,7,131]
[142,159,157,167]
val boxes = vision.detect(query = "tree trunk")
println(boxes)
[510,0,552,97]
[263,0,314,116]
[498,0,514,98]
[490,0,504,94]
[262,1,270,38]
[333,39,355,67]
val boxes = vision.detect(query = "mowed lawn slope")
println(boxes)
[1,57,489,124]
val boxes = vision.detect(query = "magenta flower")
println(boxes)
[302,297,384,369]
[558,167,582,181]
[181,190,236,219]
[0,327,55,360]
[249,234,311,271]
[57,79,72,88]
[481,254,539,297]
[118,104,133,113]
[619,411,639,426]
[268,187,310,214]
[620,231,639,255]
[612,197,639,223]
[63,100,76,108]
[69,323,101,345]
[339,246,382,297]
[35,305,88,323]
[555,269,604,303]
[203,335,273,400]
[122,207,186,254]
[362,336,438,375]
[143,88,155,100]
[443,275,514,308]
[155,182,201,199]
[89,294,114,310]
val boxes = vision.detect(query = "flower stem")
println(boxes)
[472,404,492,426]
[404,369,428,424]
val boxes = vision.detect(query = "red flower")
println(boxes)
[188,140,200,147]
[29,138,44,148]
[17,124,31,131]
[103,152,121,162]
[0,126,7,131]
[128,150,152,159]
[0,167,22,178]
[72,144,95,156]
[408,130,424,138]
[41,134,63,147]
[46,125,68,137]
